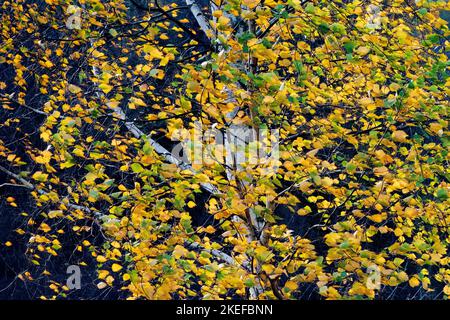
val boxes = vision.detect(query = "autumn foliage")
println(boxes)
[0,0,449,300]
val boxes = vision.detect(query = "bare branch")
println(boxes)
[0,165,34,189]
[0,94,48,116]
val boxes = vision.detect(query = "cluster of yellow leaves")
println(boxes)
[0,0,448,300]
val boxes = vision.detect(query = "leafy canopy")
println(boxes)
[0,0,449,300]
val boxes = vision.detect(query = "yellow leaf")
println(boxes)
[96,255,107,263]
[254,246,273,262]
[444,285,450,296]
[173,245,189,259]
[73,148,85,158]
[284,280,298,291]
[68,84,82,94]
[97,282,107,289]
[35,150,52,164]
[106,275,115,285]
[31,171,48,182]
[368,213,386,223]
[325,233,340,246]
[98,270,109,279]
[218,16,230,27]
[111,263,122,272]
[394,228,403,237]
[212,10,222,18]
[409,277,420,287]
[107,101,120,110]
[389,83,401,91]
[39,223,51,233]
[187,201,196,208]
[262,96,275,104]
[392,130,408,143]
[356,46,370,55]
[142,283,155,299]
[262,264,275,274]
[373,166,389,176]
[429,122,443,136]
[40,131,51,142]
[48,210,63,218]
[242,0,259,9]
[143,45,164,60]
[99,83,113,94]
[122,274,130,281]
[129,97,146,109]
[43,59,54,68]
[404,207,419,219]
[204,225,216,234]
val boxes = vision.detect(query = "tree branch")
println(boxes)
[0,164,106,220]
[184,0,214,39]
[186,241,250,271]
[0,94,48,116]
[0,165,34,189]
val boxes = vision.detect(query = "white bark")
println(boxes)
[185,0,215,39]
[187,241,250,271]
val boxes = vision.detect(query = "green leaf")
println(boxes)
[331,23,346,35]
[339,240,350,249]
[343,41,356,54]
[109,28,118,37]
[143,142,153,155]
[305,3,316,14]
[417,8,427,16]
[131,163,144,173]
[244,279,255,287]
[437,188,448,200]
